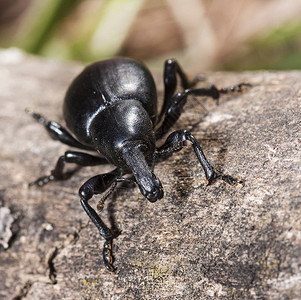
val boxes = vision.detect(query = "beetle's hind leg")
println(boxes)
[155,129,244,186]
[156,58,251,139]
[30,151,108,186]
[26,109,94,151]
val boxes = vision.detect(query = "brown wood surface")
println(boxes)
[0,49,300,299]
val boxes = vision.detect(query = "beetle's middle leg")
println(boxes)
[30,151,108,186]
[26,110,94,151]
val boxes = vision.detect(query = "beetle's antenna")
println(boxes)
[97,181,117,212]
[151,152,157,172]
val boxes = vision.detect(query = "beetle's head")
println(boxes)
[90,100,163,202]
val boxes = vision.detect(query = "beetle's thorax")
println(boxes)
[90,99,156,165]
[119,142,163,202]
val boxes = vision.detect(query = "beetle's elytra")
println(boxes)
[28,57,248,271]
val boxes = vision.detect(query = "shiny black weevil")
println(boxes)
[27,57,249,272]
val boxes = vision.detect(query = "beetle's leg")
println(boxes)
[187,82,251,105]
[30,151,108,186]
[26,109,94,151]
[156,90,190,139]
[79,168,122,272]
[155,83,250,139]
[156,86,221,139]
[219,82,252,96]
[158,59,205,124]
[156,129,244,186]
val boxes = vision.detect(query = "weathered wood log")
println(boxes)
[0,48,300,299]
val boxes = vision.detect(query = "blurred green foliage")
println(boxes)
[1,0,300,70]
[17,0,81,54]
[13,0,145,62]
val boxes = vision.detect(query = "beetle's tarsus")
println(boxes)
[103,240,116,272]
[207,172,244,187]
[25,108,48,126]
[219,82,252,95]
[29,174,55,187]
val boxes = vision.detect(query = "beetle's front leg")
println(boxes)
[79,169,121,272]
[156,130,244,186]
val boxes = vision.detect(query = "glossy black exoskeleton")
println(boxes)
[28,57,248,272]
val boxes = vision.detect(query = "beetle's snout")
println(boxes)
[139,174,164,203]
[146,188,164,202]
[119,142,163,202]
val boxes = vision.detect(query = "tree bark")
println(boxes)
[0,49,300,299]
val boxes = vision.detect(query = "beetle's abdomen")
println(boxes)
[63,58,157,146]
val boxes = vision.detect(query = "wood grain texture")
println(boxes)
[0,49,300,299]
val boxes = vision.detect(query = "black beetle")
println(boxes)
[28,57,247,271]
